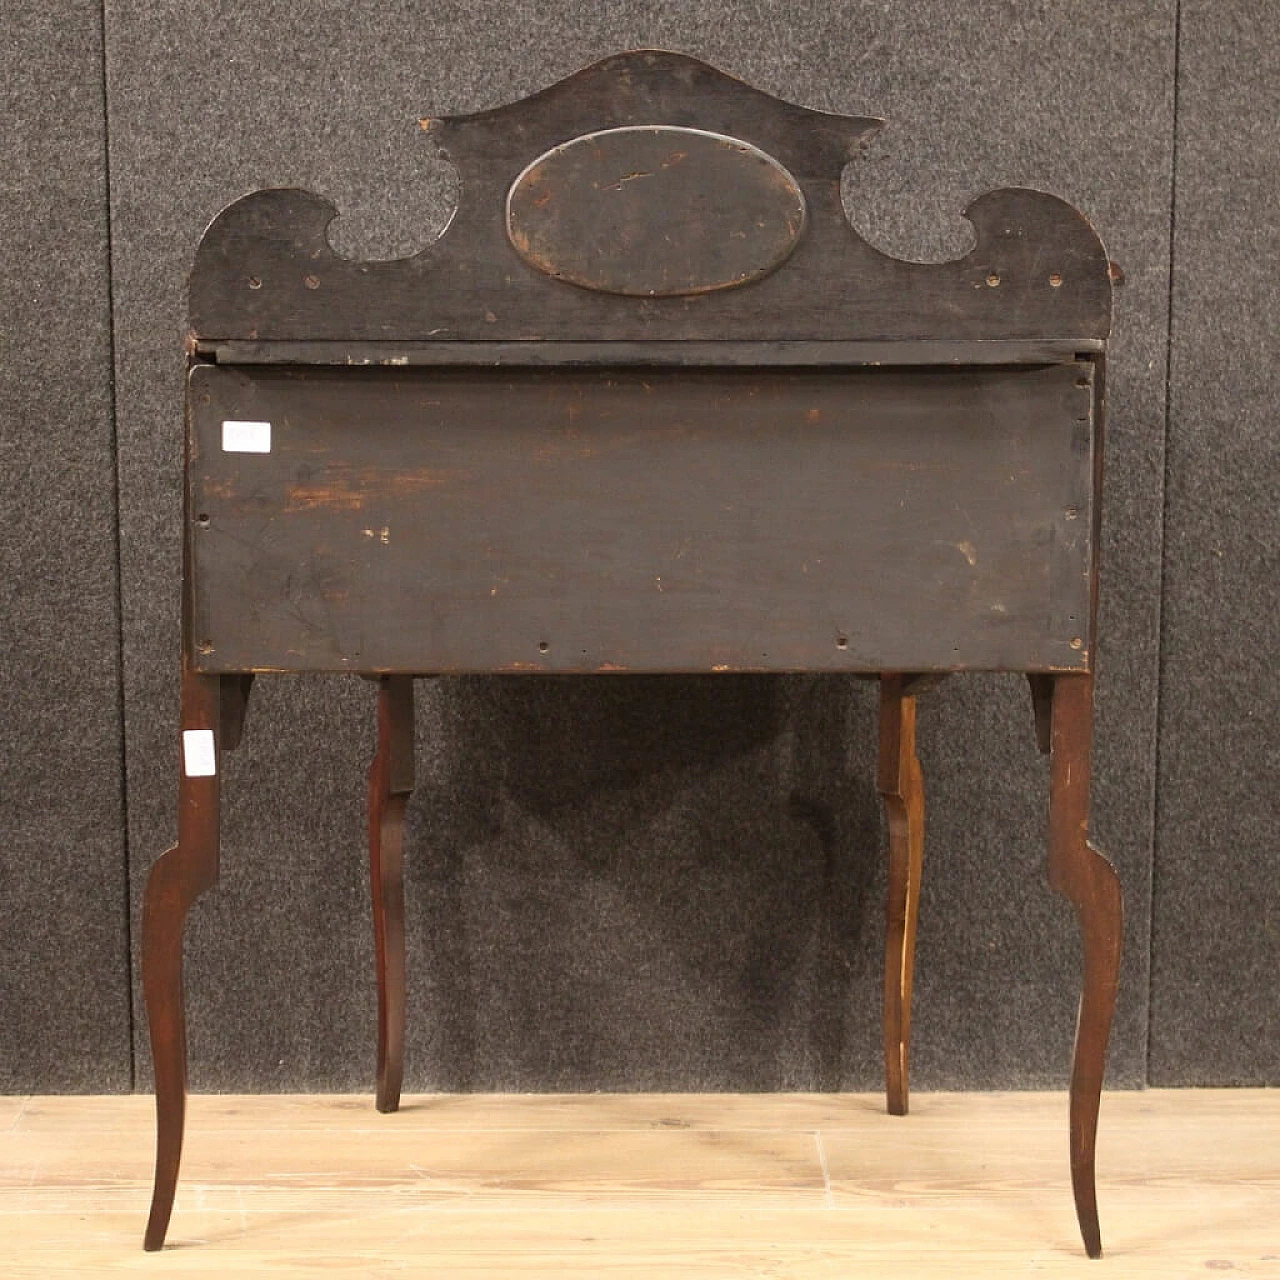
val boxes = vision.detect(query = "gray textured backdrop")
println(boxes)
[1,2,131,1091]
[1,1,1274,1094]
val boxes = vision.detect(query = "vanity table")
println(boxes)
[143,49,1122,1256]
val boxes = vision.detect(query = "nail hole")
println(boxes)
[538,641,549,653]
[304,274,320,290]
[196,513,210,526]
[1070,637,1084,650]
[986,272,1000,287]
[1048,272,1063,288]
[247,276,262,290]
[1065,507,1079,520]
[836,637,848,649]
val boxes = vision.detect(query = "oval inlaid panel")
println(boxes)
[506,126,807,297]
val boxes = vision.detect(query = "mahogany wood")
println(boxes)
[1047,671,1124,1259]
[877,675,926,1117]
[141,664,222,1252]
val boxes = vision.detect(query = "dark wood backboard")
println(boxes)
[188,49,1111,346]
[185,48,1111,677]
[189,362,1094,674]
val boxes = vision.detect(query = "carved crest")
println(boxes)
[189,49,1111,344]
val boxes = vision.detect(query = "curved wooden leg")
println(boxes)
[1047,672,1123,1259]
[143,668,223,1251]
[369,675,415,1113]
[877,674,925,1117]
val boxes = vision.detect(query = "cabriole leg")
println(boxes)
[1047,672,1123,1259]
[369,675,415,1113]
[877,674,926,1117]
[142,667,224,1251]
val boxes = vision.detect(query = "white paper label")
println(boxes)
[182,729,217,777]
[221,420,272,453]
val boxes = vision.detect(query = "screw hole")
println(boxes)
[247,276,262,290]
[196,513,210,526]
[304,274,320,290]
[1049,272,1063,288]
[836,637,848,650]
[538,641,549,653]
[986,272,1000,287]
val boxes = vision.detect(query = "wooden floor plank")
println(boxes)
[3,1090,1276,1277]
[17,1087,1273,1133]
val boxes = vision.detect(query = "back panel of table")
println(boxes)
[190,361,1093,675]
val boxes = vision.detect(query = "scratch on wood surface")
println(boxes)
[286,466,458,511]
[601,170,652,192]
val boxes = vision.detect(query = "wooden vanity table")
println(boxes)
[143,49,1122,1256]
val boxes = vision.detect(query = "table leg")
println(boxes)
[369,675,415,1113]
[1047,671,1123,1258]
[142,667,224,1251]
[877,674,925,1117]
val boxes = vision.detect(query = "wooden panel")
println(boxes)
[188,362,1094,674]
[200,339,1105,367]
[188,50,1112,344]
[506,126,806,296]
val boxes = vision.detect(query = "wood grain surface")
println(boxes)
[188,362,1095,675]
[188,50,1111,344]
[3,1091,1276,1276]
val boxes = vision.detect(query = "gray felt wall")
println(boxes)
[1148,1,1279,1086]
[0,1,1273,1094]
[0,3,131,1091]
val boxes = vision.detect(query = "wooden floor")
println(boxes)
[2,1090,1276,1277]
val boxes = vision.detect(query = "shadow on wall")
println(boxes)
[407,673,883,1091]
